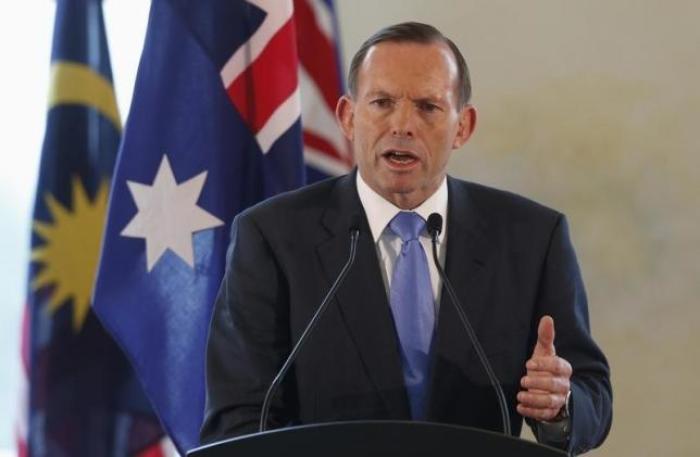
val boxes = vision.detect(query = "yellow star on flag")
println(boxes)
[31,177,109,331]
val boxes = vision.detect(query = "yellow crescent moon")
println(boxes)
[48,60,122,131]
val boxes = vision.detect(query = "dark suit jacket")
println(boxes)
[201,172,612,455]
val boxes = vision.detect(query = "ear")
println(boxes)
[335,94,355,141]
[452,104,477,149]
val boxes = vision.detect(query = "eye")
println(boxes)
[370,98,394,109]
[417,101,441,113]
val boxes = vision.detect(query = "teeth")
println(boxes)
[387,151,414,163]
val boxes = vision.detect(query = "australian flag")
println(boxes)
[92,0,348,453]
[21,0,165,456]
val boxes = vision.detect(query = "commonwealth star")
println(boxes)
[121,154,224,271]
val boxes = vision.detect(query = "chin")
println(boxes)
[381,180,416,195]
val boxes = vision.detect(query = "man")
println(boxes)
[201,22,612,455]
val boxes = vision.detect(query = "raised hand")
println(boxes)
[517,315,572,421]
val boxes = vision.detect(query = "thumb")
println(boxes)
[533,315,556,357]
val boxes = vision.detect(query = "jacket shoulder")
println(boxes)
[452,178,563,225]
[236,175,344,226]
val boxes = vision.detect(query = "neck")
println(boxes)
[388,192,427,210]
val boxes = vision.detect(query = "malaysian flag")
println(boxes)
[92,0,348,453]
[20,0,166,455]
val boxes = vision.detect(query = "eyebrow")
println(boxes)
[413,96,445,105]
[364,90,446,105]
[365,90,394,99]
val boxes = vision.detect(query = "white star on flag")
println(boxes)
[121,154,224,271]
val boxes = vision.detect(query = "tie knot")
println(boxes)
[389,211,425,242]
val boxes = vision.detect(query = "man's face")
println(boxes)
[336,41,476,209]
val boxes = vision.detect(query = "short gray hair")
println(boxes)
[347,22,472,106]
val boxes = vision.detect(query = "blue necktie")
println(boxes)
[389,211,435,420]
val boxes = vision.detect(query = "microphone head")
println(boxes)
[427,213,443,238]
[349,214,362,234]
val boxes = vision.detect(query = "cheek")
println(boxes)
[351,131,375,166]
[425,129,454,161]
[355,121,384,153]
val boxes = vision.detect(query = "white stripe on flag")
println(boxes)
[219,0,295,87]
[160,436,179,457]
[307,0,335,42]
[256,86,301,154]
[304,147,352,176]
[299,66,348,159]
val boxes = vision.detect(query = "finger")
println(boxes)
[520,375,570,394]
[526,356,572,377]
[517,404,560,421]
[517,391,566,410]
[533,315,556,357]
[517,404,561,421]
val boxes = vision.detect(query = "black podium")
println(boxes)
[188,421,568,456]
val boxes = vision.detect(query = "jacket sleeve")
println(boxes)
[199,212,297,444]
[530,214,613,455]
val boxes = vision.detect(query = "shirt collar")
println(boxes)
[356,171,448,243]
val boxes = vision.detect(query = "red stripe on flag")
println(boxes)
[17,433,28,457]
[294,0,343,111]
[17,305,29,457]
[303,130,352,167]
[135,440,165,457]
[226,18,299,134]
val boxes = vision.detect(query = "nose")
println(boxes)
[390,102,415,139]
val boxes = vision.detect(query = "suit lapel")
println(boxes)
[440,177,492,332]
[315,173,410,418]
[427,177,494,417]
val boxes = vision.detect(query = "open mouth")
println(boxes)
[383,150,419,166]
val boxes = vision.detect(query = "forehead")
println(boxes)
[357,41,459,97]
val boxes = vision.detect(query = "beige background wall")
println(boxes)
[336,1,700,456]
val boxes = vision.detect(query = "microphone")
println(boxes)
[426,213,512,436]
[259,214,362,432]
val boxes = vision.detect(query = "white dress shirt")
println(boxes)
[356,172,448,319]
